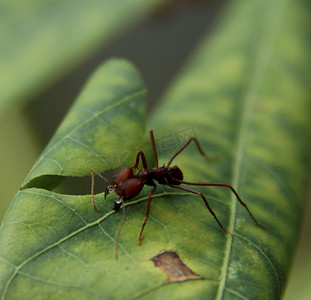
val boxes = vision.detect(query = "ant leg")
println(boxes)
[132,128,159,170]
[167,184,233,236]
[90,169,112,212]
[137,184,157,245]
[177,180,268,230]
[149,130,159,168]
[167,136,215,167]
[114,197,126,260]
[133,150,148,170]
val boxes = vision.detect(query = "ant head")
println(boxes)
[113,167,134,186]
[105,185,115,198]
[167,166,183,184]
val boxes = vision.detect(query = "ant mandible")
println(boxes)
[91,130,267,259]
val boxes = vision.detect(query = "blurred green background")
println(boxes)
[0,1,310,299]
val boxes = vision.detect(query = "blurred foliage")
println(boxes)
[0,0,166,113]
[0,111,39,220]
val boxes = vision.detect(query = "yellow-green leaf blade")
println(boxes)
[149,0,311,298]
[22,58,146,189]
[1,0,310,299]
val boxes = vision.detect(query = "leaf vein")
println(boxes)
[235,232,281,292]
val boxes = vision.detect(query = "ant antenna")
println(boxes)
[91,169,112,212]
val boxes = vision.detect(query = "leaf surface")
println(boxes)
[22,58,146,190]
[0,58,148,298]
[1,0,311,299]
[149,0,311,298]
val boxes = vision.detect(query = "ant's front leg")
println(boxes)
[133,150,148,170]
[114,196,126,260]
[137,183,157,245]
[133,130,160,171]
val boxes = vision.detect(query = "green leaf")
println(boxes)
[1,1,311,300]
[0,58,148,299]
[22,58,146,190]
[149,0,311,299]
[0,0,166,115]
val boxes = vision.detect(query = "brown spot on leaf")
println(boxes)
[151,251,200,282]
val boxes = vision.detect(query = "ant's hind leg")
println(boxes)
[137,184,157,245]
[176,180,269,230]
[167,183,233,236]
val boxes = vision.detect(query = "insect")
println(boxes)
[91,130,267,259]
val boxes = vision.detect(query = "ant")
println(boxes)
[91,130,267,259]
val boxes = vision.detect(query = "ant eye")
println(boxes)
[105,186,114,198]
